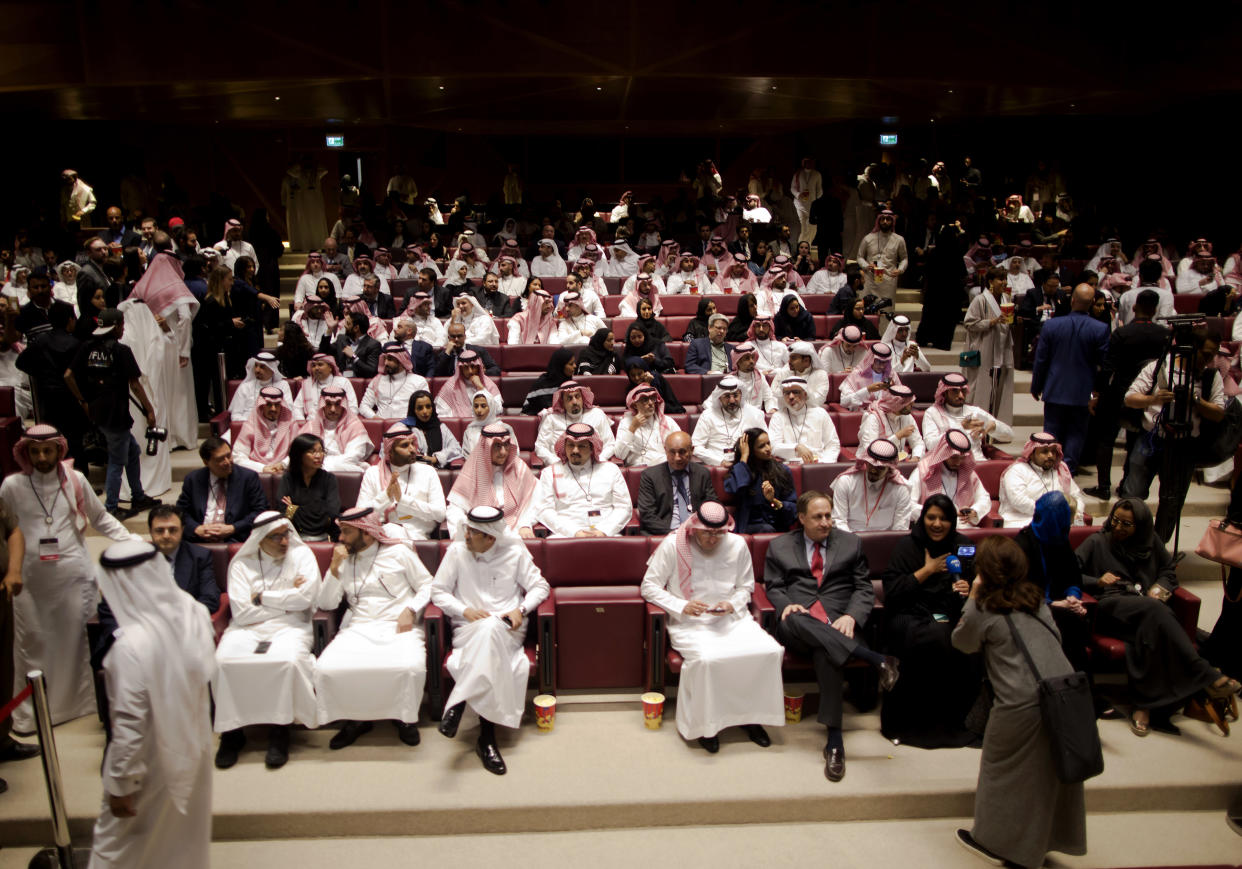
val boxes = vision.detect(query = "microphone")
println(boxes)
[945,555,962,575]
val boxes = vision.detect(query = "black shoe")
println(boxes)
[129,495,162,512]
[328,720,373,750]
[744,725,771,747]
[697,735,720,753]
[956,829,1004,865]
[396,721,421,746]
[214,729,246,769]
[1149,715,1181,736]
[107,506,134,522]
[264,726,290,769]
[878,656,901,692]
[1082,485,1112,500]
[0,739,40,762]
[825,746,846,782]
[438,702,465,739]
[476,739,507,775]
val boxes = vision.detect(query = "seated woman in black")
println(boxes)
[726,292,758,342]
[827,295,881,340]
[723,428,797,533]
[620,322,675,374]
[278,433,341,541]
[773,294,815,341]
[1014,491,1106,716]
[521,347,577,415]
[682,297,716,342]
[880,494,982,748]
[631,299,672,344]
[576,328,620,376]
[1076,498,1240,735]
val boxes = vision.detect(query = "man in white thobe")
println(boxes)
[315,506,432,749]
[551,292,604,346]
[641,501,784,752]
[298,353,359,417]
[214,218,258,275]
[920,372,1012,462]
[880,314,931,373]
[89,540,215,869]
[768,341,830,411]
[531,239,568,278]
[747,317,789,374]
[613,384,682,468]
[768,377,841,464]
[830,439,913,532]
[904,429,992,527]
[432,505,551,775]
[857,385,925,461]
[299,386,371,472]
[999,432,1086,528]
[692,377,767,467]
[731,343,776,411]
[533,381,616,466]
[1,425,137,733]
[530,423,631,537]
[212,512,321,770]
[791,157,823,244]
[358,423,447,541]
[857,209,908,303]
[359,343,429,419]
[404,291,449,347]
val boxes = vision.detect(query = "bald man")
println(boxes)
[636,432,719,535]
[1030,283,1110,472]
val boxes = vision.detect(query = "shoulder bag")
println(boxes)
[1004,613,1104,784]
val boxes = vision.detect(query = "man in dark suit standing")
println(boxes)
[431,321,502,377]
[763,490,899,782]
[1030,283,1110,473]
[177,437,269,544]
[92,505,220,668]
[729,224,755,260]
[1084,289,1169,500]
[637,432,718,534]
[684,314,734,374]
[319,311,381,379]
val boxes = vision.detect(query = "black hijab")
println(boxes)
[523,347,578,415]
[632,308,672,344]
[576,327,619,375]
[404,389,443,453]
[773,293,815,340]
[910,494,963,557]
[726,292,758,341]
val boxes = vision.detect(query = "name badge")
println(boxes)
[38,537,59,562]
[588,509,601,519]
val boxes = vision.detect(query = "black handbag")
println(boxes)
[1005,613,1104,784]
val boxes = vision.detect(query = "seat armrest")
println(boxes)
[751,585,776,633]
[1170,587,1201,642]
[536,597,556,694]
[423,603,446,716]
[210,410,231,438]
[312,608,340,656]
[211,593,231,644]
[645,602,667,693]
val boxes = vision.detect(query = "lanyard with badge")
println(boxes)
[28,476,61,561]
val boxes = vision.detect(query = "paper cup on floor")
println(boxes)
[642,692,665,729]
[784,691,805,723]
[533,694,556,732]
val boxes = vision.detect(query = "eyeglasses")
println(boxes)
[1112,519,1135,528]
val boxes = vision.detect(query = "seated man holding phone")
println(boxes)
[904,429,992,528]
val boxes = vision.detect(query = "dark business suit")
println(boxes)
[636,461,718,535]
[1030,310,1110,471]
[764,528,874,727]
[92,541,220,668]
[397,338,436,378]
[364,292,397,319]
[684,337,734,374]
[320,333,381,379]
[177,466,269,543]
[432,343,502,377]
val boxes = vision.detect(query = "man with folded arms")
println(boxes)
[315,506,433,750]
[530,423,631,538]
[432,505,551,775]
[213,511,321,770]
[763,491,899,781]
[641,501,784,753]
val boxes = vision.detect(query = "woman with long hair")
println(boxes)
[402,390,463,467]
[277,434,341,541]
[723,428,797,532]
[951,535,1087,868]
[275,322,315,380]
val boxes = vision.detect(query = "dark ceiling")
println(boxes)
[4,0,1241,134]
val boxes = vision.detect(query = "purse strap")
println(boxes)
[1004,611,1057,683]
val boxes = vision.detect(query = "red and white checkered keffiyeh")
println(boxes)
[912,428,978,505]
[1020,432,1073,492]
[437,351,500,417]
[673,501,734,599]
[236,387,296,465]
[448,425,537,529]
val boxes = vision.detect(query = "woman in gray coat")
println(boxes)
[952,535,1087,868]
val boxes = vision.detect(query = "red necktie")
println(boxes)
[808,543,830,624]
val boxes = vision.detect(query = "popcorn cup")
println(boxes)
[784,691,805,723]
[533,694,556,732]
[1001,303,1014,324]
[642,692,665,729]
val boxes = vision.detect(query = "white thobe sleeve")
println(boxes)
[768,413,796,460]
[891,482,913,531]
[83,474,140,541]
[906,468,926,517]
[599,465,633,536]
[231,433,267,473]
[818,412,841,462]
[921,408,946,454]
[999,466,1037,527]
[530,470,566,537]
[374,468,446,530]
[317,562,346,611]
[725,545,755,615]
[323,435,372,472]
[515,551,551,615]
[398,549,433,617]
[857,413,882,455]
[640,539,687,615]
[830,476,854,532]
[981,410,1013,444]
[507,319,522,344]
[430,550,467,620]
[100,640,148,797]
[359,380,379,418]
[691,416,727,466]
[842,384,872,410]
[592,413,616,462]
[1067,477,1086,526]
[534,416,560,467]
[967,477,992,526]
[612,416,642,465]
[255,548,321,613]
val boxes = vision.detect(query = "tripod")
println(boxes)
[1150,315,1202,554]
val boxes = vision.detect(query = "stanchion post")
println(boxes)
[215,351,227,417]
[28,670,77,869]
